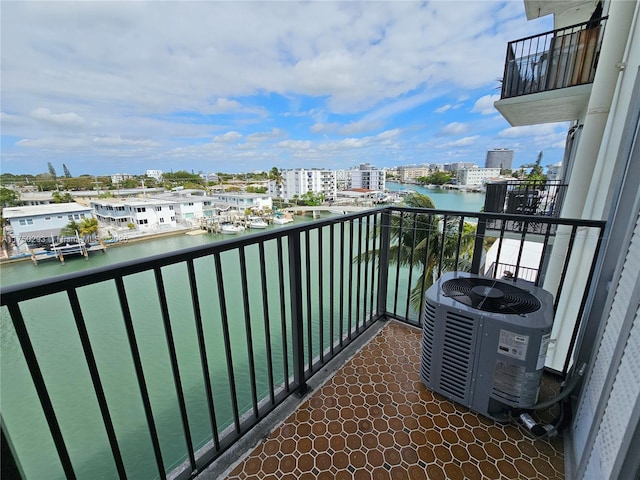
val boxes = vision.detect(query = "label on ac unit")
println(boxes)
[497,329,529,361]
[492,361,542,407]
[536,334,551,370]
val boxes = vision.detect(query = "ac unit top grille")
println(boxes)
[442,277,541,314]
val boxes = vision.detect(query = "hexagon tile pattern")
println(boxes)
[225,321,564,480]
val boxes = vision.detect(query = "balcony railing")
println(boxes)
[0,207,605,479]
[501,17,607,99]
[483,180,568,234]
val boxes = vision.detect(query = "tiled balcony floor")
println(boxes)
[224,321,564,480]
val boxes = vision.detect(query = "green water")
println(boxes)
[1,217,402,479]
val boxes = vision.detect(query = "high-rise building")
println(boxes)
[485,149,514,170]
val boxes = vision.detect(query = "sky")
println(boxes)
[1,1,569,177]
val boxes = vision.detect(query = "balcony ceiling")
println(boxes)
[494,84,592,126]
[524,0,596,26]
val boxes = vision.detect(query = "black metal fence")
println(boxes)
[0,207,605,479]
[501,17,607,99]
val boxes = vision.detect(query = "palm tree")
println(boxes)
[60,219,80,239]
[375,193,477,311]
[78,217,99,242]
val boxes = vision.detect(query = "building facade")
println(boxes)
[350,164,386,191]
[457,167,501,186]
[146,170,163,181]
[150,190,218,223]
[3,203,93,251]
[91,199,177,231]
[276,169,336,202]
[397,166,430,183]
[207,193,273,211]
[485,149,514,170]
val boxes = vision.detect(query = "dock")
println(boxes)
[30,235,107,265]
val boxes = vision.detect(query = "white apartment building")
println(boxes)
[350,164,386,192]
[449,162,477,171]
[334,169,351,191]
[111,173,134,184]
[207,193,272,211]
[91,199,177,231]
[3,203,93,251]
[456,167,501,186]
[494,1,640,477]
[397,166,430,183]
[276,169,336,202]
[146,170,163,181]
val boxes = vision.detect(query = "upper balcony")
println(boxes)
[0,207,605,479]
[482,180,568,235]
[494,17,607,126]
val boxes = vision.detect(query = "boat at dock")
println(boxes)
[248,217,268,229]
[272,213,294,225]
[220,223,244,234]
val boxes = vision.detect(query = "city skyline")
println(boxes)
[1,1,568,176]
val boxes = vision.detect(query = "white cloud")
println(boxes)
[1,112,24,125]
[0,1,558,173]
[213,131,243,143]
[437,122,469,136]
[472,95,500,115]
[93,136,156,147]
[209,98,241,112]
[30,108,85,127]
[436,136,480,149]
[17,137,86,148]
[277,140,313,150]
[435,104,452,113]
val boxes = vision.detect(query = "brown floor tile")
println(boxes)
[225,322,564,480]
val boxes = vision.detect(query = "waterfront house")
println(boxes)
[2,202,93,252]
[91,198,178,232]
[206,192,273,211]
[150,190,218,225]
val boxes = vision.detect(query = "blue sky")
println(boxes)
[1,1,567,176]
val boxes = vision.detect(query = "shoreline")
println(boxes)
[0,227,195,265]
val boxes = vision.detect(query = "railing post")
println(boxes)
[287,231,308,396]
[1,418,23,480]
[377,209,391,317]
[471,218,487,275]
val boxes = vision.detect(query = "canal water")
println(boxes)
[0,189,484,479]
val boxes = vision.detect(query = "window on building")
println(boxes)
[137,219,148,225]
[171,216,176,221]
[155,206,162,211]
[27,219,33,225]
[136,207,146,213]
[74,214,80,220]
[19,219,26,225]
[169,205,174,210]
[159,218,165,223]
[44,217,51,221]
